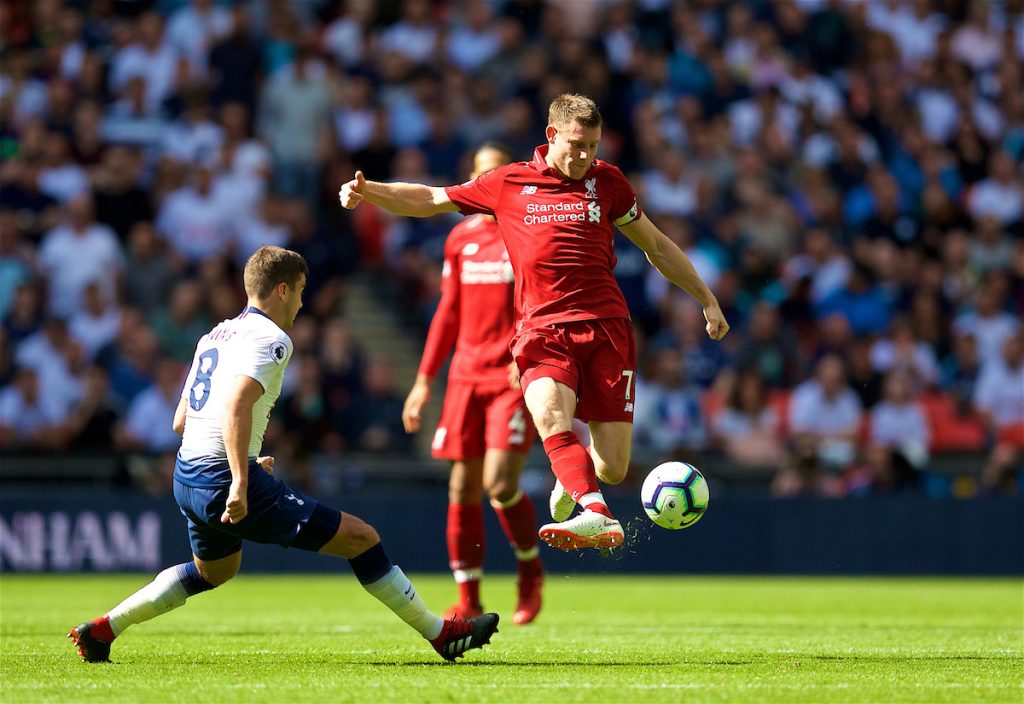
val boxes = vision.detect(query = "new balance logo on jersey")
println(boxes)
[284,493,305,506]
[520,185,537,195]
[588,201,601,223]
[624,402,634,413]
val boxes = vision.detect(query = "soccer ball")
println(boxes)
[640,462,709,530]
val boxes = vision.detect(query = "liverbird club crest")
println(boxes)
[584,177,598,199]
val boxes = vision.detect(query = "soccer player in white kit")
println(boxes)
[69,246,499,663]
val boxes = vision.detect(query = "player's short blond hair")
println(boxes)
[243,246,308,300]
[548,93,602,129]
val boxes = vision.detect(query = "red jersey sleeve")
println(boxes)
[443,165,510,216]
[417,235,461,379]
[605,165,643,227]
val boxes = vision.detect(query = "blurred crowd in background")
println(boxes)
[0,0,1022,498]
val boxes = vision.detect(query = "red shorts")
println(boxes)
[512,318,637,423]
[431,380,535,460]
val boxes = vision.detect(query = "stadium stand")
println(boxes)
[0,0,1021,498]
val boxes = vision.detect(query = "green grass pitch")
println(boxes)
[1,574,1021,703]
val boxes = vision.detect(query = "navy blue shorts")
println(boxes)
[173,461,337,561]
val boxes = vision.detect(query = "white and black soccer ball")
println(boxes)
[640,461,710,530]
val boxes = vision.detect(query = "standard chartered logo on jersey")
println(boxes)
[523,200,601,225]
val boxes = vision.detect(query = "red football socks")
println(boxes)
[447,503,484,604]
[493,491,538,553]
[542,430,601,503]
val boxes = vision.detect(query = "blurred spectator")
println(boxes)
[953,282,1020,367]
[447,2,500,71]
[322,1,375,70]
[208,4,262,111]
[815,263,892,338]
[13,318,83,425]
[37,131,88,203]
[97,310,160,406]
[848,445,921,496]
[165,0,231,76]
[334,73,377,154]
[641,149,697,218]
[967,151,1023,225]
[941,331,983,412]
[378,0,438,65]
[870,370,930,464]
[37,193,123,319]
[634,347,705,458]
[319,318,364,439]
[68,281,121,361]
[0,367,64,450]
[258,37,332,208]
[734,302,800,389]
[116,358,184,455]
[161,89,223,165]
[155,162,231,263]
[108,11,178,114]
[788,354,863,472]
[869,317,940,389]
[3,283,44,347]
[710,369,786,468]
[357,359,412,454]
[150,280,211,363]
[124,222,178,315]
[65,366,119,451]
[92,146,154,242]
[651,298,730,389]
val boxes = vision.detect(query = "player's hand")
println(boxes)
[338,170,366,209]
[507,362,521,391]
[221,481,248,524]
[402,377,431,433]
[703,300,730,341]
[257,456,275,473]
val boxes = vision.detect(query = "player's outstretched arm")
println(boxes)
[619,213,730,341]
[338,170,459,218]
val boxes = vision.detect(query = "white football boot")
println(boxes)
[538,509,624,551]
[548,479,576,522]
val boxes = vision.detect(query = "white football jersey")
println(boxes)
[178,307,293,463]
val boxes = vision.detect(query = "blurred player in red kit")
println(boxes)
[402,142,543,624]
[341,94,728,551]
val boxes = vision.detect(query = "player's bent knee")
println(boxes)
[195,551,241,586]
[318,512,380,558]
[294,504,344,553]
[485,478,517,503]
[595,462,628,485]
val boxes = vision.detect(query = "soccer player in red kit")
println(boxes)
[402,142,544,624]
[340,94,729,550]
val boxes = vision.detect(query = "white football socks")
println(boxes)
[362,566,444,639]
[106,565,201,636]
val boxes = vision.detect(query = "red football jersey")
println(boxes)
[444,144,642,333]
[418,214,516,385]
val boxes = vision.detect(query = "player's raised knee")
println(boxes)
[595,460,629,485]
